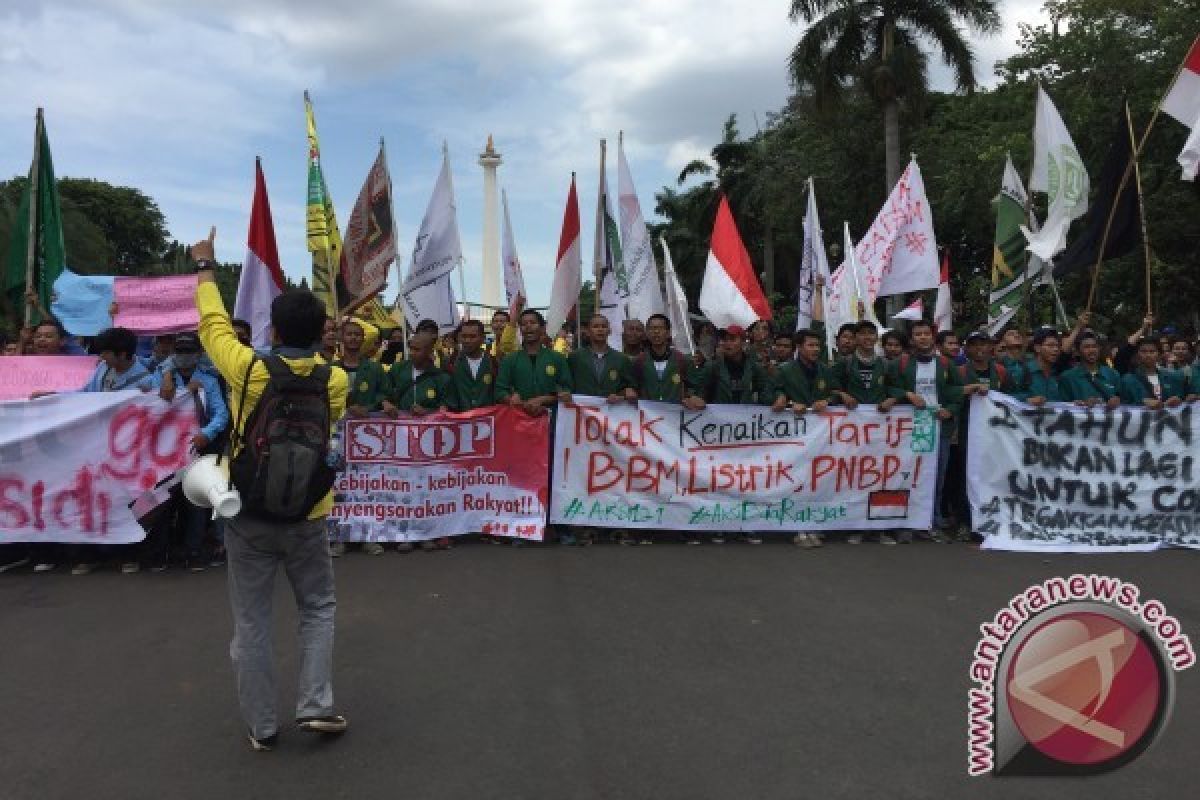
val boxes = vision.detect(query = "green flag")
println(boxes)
[987,155,1045,334]
[4,109,66,324]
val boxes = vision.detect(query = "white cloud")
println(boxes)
[0,0,1045,305]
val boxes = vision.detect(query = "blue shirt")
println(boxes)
[80,360,157,393]
[152,366,231,442]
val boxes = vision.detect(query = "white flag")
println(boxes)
[616,135,666,322]
[824,223,880,359]
[1180,114,1200,180]
[594,142,625,348]
[1021,85,1090,260]
[660,236,695,355]
[500,189,527,316]
[795,177,829,331]
[401,147,462,333]
[851,158,940,300]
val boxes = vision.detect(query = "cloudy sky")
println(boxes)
[0,0,1046,308]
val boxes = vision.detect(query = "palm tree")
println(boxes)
[788,0,1001,191]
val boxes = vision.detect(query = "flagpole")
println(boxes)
[1084,62,1186,314]
[24,108,43,327]
[1124,104,1155,316]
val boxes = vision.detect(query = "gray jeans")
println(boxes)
[224,514,336,739]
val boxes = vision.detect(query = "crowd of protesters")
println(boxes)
[1,285,1197,573]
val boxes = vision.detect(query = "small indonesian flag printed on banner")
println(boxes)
[868,490,910,520]
[234,159,285,349]
[699,194,771,330]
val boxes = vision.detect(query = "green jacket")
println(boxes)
[886,352,963,424]
[566,347,634,398]
[632,348,693,403]
[1010,362,1065,403]
[446,351,498,411]
[957,360,1012,393]
[835,355,889,403]
[696,355,771,405]
[774,358,838,405]
[1119,368,1188,405]
[336,357,387,410]
[496,347,573,401]
[1058,364,1122,403]
[386,361,454,410]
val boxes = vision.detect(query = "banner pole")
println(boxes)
[1125,104,1154,316]
[24,109,43,328]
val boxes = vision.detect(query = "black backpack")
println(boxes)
[229,356,336,522]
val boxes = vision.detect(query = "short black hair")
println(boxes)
[519,309,546,327]
[646,313,671,330]
[1075,330,1100,350]
[587,312,610,325]
[270,289,327,348]
[882,330,907,349]
[773,332,794,345]
[935,330,958,346]
[491,309,510,321]
[231,319,251,334]
[837,323,858,339]
[1135,336,1159,352]
[1032,328,1061,346]
[415,318,440,335]
[34,317,67,337]
[793,329,821,348]
[460,319,485,335]
[910,320,935,335]
[854,320,878,335]
[93,327,138,358]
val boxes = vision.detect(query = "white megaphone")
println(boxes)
[182,454,243,519]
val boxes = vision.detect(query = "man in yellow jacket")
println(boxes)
[192,228,349,752]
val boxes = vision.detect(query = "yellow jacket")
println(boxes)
[196,282,348,519]
[490,323,519,359]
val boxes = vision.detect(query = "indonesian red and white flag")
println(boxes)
[545,174,582,337]
[698,195,771,330]
[934,250,953,332]
[1162,35,1200,179]
[891,298,924,322]
[234,159,285,349]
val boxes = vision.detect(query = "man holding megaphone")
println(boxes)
[191,227,350,753]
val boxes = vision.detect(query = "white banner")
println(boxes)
[551,399,938,532]
[967,394,1200,552]
[0,392,197,544]
[851,158,940,300]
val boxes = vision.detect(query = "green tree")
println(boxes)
[787,0,1002,191]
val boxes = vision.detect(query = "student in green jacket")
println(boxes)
[1119,337,1188,408]
[692,326,771,407]
[885,319,962,543]
[634,314,705,408]
[1010,329,1066,405]
[771,329,839,413]
[1059,330,1122,408]
[567,314,637,403]
[692,325,770,545]
[383,332,453,416]
[335,319,388,416]
[446,319,497,411]
[496,309,573,415]
[835,320,894,408]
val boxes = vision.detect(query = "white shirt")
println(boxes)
[1146,373,1162,400]
[466,355,484,379]
[914,358,939,409]
[653,358,669,378]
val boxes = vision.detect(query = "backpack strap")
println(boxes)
[225,354,259,473]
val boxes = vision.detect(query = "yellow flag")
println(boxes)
[305,91,343,317]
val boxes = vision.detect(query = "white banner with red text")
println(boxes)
[550,398,938,532]
[967,394,1200,552]
[330,405,550,542]
[0,391,198,544]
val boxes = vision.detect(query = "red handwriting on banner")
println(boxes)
[0,403,192,538]
[820,412,913,449]
[568,403,665,449]
[347,417,495,464]
[100,403,195,489]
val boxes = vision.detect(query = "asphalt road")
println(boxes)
[1,539,1197,800]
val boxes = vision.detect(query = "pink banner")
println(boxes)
[113,274,199,335]
[0,356,99,400]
